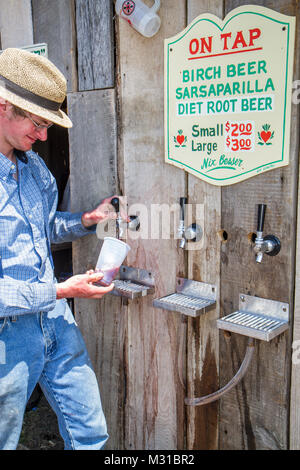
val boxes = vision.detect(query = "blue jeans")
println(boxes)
[0,299,108,450]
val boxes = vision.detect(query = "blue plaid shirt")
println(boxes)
[0,150,94,318]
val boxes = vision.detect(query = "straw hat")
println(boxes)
[0,48,72,128]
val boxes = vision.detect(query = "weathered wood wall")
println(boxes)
[76,0,114,90]
[219,0,300,450]
[32,0,77,92]
[66,1,123,450]
[0,0,33,49]
[69,89,122,450]
[1,0,300,451]
[117,0,187,450]
[186,0,223,450]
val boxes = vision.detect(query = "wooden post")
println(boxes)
[68,89,122,450]
[289,3,300,445]
[290,163,300,449]
[218,0,300,450]
[185,0,223,451]
[117,0,186,450]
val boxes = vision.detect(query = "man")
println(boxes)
[0,48,124,450]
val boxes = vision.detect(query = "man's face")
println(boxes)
[3,107,52,152]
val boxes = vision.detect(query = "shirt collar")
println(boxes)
[14,150,28,164]
[0,150,28,180]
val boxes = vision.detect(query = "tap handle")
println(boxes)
[180,197,187,221]
[257,204,266,233]
[111,197,120,213]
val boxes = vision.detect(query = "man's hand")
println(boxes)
[56,272,114,299]
[81,195,129,228]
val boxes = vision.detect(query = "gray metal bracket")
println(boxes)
[153,277,217,317]
[111,266,155,300]
[217,294,289,341]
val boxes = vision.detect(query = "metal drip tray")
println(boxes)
[153,278,217,317]
[113,280,153,299]
[217,294,289,341]
[112,266,155,300]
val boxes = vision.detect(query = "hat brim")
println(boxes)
[0,84,72,128]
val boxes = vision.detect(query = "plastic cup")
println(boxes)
[115,0,161,38]
[95,237,131,286]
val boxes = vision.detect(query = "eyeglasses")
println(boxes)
[25,112,53,130]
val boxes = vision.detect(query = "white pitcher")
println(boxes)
[115,0,161,38]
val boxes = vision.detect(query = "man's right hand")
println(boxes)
[56,272,114,299]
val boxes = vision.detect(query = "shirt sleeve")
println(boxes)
[0,278,57,317]
[50,211,97,244]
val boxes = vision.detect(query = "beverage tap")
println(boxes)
[178,197,187,248]
[111,197,140,240]
[178,197,202,249]
[111,197,123,239]
[253,204,281,263]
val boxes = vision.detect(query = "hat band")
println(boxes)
[0,75,61,112]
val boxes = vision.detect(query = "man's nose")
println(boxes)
[36,127,48,141]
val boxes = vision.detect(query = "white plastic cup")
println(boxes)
[95,237,131,286]
[115,0,161,38]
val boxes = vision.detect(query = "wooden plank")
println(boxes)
[289,171,300,448]
[186,0,223,451]
[75,0,114,91]
[31,0,78,92]
[0,0,33,48]
[117,0,186,450]
[68,89,122,450]
[219,0,299,450]
[289,3,300,448]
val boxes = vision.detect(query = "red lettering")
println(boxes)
[232,31,247,49]
[220,32,232,50]
[200,36,212,53]
[249,28,261,46]
[189,38,199,55]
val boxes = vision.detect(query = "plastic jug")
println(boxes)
[115,0,161,38]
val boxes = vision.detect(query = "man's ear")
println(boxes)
[0,99,10,116]
[0,98,7,109]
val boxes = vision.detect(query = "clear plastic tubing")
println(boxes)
[185,337,255,406]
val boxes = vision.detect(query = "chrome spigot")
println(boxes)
[178,197,202,249]
[179,236,186,249]
[111,197,140,240]
[253,204,281,263]
[178,197,187,248]
[111,197,123,239]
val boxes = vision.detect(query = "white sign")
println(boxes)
[21,43,48,57]
[0,43,48,57]
[164,6,295,186]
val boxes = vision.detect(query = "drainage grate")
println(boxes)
[113,280,154,299]
[111,266,155,300]
[153,278,217,317]
[217,294,289,341]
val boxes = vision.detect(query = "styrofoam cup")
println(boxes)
[95,237,131,285]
